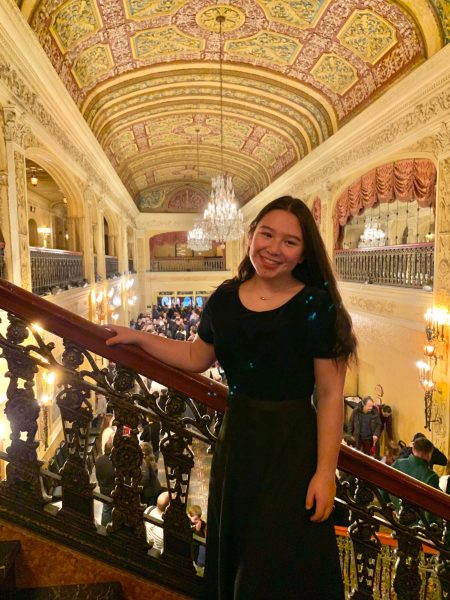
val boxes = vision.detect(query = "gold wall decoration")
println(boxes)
[432,0,450,43]
[258,0,328,30]
[50,0,102,54]
[138,189,166,209]
[225,31,301,66]
[132,27,204,60]
[311,53,357,95]
[125,0,186,21]
[72,44,113,88]
[338,10,397,64]
[196,5,246,32]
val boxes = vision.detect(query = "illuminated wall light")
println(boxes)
[95,292,103,304]
[112,295,122,308]
[107,288,114,298]
[46,371,56,385]
[112,313,119,321]
[31,323,43,334]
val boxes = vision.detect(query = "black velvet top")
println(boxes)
[197,280,337,401]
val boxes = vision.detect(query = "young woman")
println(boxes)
[105,196,357,599]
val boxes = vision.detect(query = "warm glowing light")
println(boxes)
[40,394,51,405]
[31,323,43,333]
[46,372,56,385]
[30,174,38,186]
[112,313,119,321]
[95,292,103,304]
[107,288,114,298]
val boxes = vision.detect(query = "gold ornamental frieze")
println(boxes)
[50,0,102,54]
[337,10,397,65]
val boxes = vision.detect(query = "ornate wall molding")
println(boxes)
[0,171,7,186]
[299,86,450,191]
[3,106,28,146]
[348,295,396,317]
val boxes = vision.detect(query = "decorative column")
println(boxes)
[96,200,106,281]
[2,106,32,290]
[431,128,450,461]
[81,191,95,284]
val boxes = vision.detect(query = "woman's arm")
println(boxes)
[105,325,216,373]
[305,357,346,523]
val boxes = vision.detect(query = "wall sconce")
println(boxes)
[418,306,450,430]
[37,226,52,248]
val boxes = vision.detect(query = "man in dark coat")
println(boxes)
[348,396,382,455]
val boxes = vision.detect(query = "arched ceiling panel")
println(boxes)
[22,0,448,211]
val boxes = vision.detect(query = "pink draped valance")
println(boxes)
[333,158,436,243]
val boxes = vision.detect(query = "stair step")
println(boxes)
[3,581,122,599]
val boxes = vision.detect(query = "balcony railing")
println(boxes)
[149,256,225,272]
[335,243,434,288]
[30,247,85,295]
[105,255,119,279]
[0,279,449,599]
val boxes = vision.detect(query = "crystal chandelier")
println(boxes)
[188,220,212,252]
[202,14,243,244]
[358,216,386,248]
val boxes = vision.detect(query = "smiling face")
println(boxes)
[248,209,305,282]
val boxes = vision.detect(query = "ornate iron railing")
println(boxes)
[0,279,449,599]
[334,243,434,288]
[149,257,225,272]
[30,247,85,295]
[105,255,120,279]
[0,243,4,279]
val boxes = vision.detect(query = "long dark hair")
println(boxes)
[235,196,357,362]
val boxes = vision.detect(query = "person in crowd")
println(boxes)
[391,437,440,519]
[398,432,447,469]
[140,441,161,507]
[105,196,357,599]
[100,413,115,454]
[188,504,207,566]
[380,440,400,466]
[95,439,115,526]
[144,490,170,555]
[348,396,382,455]
[376,403,393,457]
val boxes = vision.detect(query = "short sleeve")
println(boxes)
[197,297,215,344]
[305,290,337,358]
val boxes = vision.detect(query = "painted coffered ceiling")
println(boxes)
[18,0,449,212]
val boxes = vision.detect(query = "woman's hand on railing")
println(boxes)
[104,325,142,346]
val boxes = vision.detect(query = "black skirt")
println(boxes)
[204,394,344,600]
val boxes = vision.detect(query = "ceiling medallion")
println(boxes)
[196,5,245,33]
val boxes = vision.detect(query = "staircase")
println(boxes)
[0,541,122,598]
[0,278,450,599]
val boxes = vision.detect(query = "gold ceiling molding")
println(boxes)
[225,31,302,66]
[80,64,337,133]
[258,0,329,30]
[124,0,186,21]
[311,54,358,96]
[196,5,246,32]
[337,10,397,65]
[72,44,113,88]
[131,26,205,60]
[21,0,448,211]
[50,0,102,54]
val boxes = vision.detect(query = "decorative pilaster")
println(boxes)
[430,126,450,460]
[96,201,106,281]
[3,106,32,290]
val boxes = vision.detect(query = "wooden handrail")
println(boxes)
[0,279,227,412]
[1,278,450,519]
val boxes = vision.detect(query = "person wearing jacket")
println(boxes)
[348,396,382,455]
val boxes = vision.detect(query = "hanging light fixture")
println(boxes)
[188,128,212,252]
[202,14,243,244]
[30,168,38,186]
